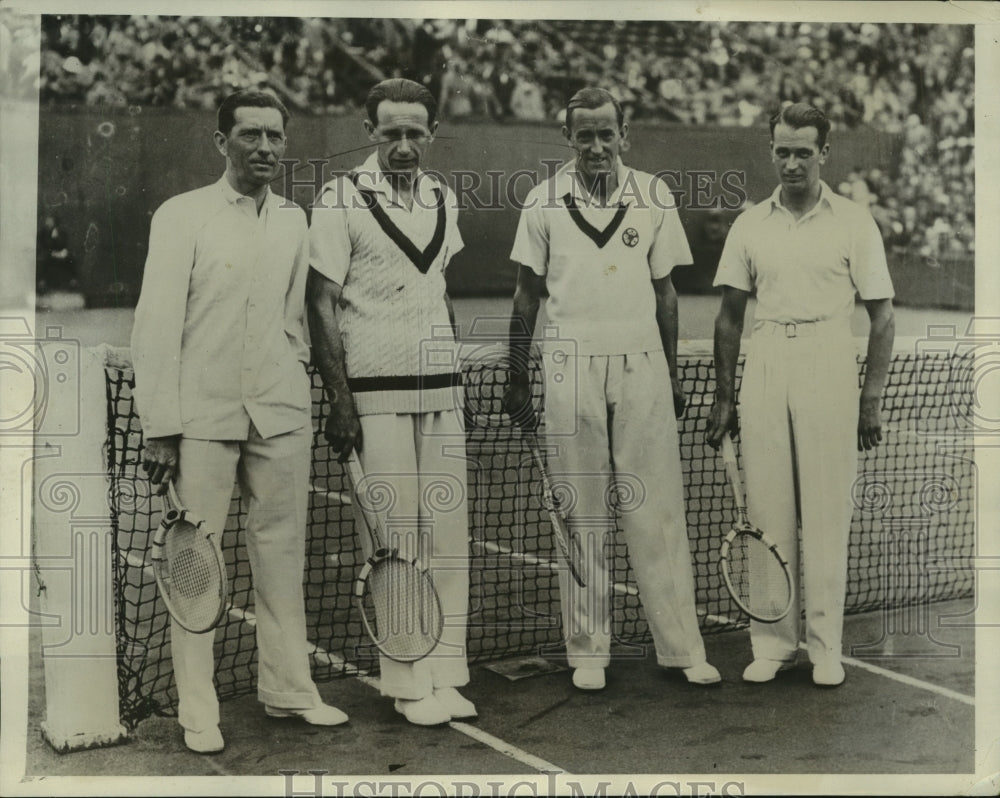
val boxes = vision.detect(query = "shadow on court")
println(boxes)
[23,598,973,779]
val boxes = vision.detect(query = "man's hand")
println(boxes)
[705,399,738,450]
[325,396,363,462]
[142,435,180,494]
[858,395,883,451]
[670,373,687,419]
[502,375,539,432]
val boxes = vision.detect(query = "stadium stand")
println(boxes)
[33,16,975,263]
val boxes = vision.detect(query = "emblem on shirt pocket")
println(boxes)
[621,227,639,247]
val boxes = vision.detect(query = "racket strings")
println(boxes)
[170,548,215,597]
[725,532,791,620]
[362,559,442,660]
[159,523,225,630]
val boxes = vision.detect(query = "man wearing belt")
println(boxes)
[308,78,474,726]
[503,87,720,692]
[133,90,348,753]
[705,102,895,687]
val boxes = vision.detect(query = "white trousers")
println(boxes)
[357,410,471,699]
[544,351,707,668]
[740,325,859,665]
[171,424,321,732]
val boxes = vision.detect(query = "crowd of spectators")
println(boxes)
[24,15,976,258]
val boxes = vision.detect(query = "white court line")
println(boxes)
[120,535,568,768]
[122,551,150,571]
[797,642,974,706]
[840,653,975,706]
[227,605,256,626]
[700,612,741,626]
[473,539,559,572]
[232,596,573,772]
[449,722,565,774]
[308,484,353,504]
[473,543,738,620]
[474,539,638,598]
[308,642,379,687]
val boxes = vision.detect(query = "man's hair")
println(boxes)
[217,90,290,136]
[769,102,831,148]
[365,78,438,127]
[565,87,625,131]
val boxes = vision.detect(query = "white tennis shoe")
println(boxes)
[682,662,722,685]
[812,660,846,687]
[394,695,451,726]
[433,687,477,719]
[572,667,606,691]
[183,725,224,753]
[265,702,349,725]
[742,658,795,683]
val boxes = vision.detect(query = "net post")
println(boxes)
[34,342,128,751]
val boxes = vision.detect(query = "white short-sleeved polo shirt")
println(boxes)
[714,181,894,324]
[510,160,693,356]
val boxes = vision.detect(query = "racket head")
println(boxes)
[719,524,794,623]
[353,551,444,662]
[152,510,228,634]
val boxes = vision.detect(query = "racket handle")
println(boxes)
[344,450,366,492]
[720,435,748,513]
[345,451,385,550]
[164,480,183,514]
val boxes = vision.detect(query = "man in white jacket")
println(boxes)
[132,90,347,753]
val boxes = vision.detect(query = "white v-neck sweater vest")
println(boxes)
[312,171,464,416]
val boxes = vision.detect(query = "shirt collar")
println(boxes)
[352,152,441,205]
[216,175,273,208]
[766,179,837,219]
[552,159,631,206]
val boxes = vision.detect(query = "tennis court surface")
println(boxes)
[14,302,990,793]
[25,597,974,780]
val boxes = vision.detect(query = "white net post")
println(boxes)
[34,341,127,750]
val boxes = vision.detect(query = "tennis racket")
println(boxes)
[524,433,587,588]
[346,452,444,662]
[718,435,794,623]
[150,482,228,633]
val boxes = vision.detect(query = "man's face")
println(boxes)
[770,123,829,197]
[563,103,628,188]
[214,106,287,194]
[364,100,437,178]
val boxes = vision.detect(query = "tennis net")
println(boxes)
[104,340,975,729]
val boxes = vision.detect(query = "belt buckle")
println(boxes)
[784,322,797,338]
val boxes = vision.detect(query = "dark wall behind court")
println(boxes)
[36,107,970,310]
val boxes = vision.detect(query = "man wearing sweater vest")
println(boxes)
[308,78,474,726]
[502,87,720,691]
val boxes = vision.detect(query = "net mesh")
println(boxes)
[105,342,975,729]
